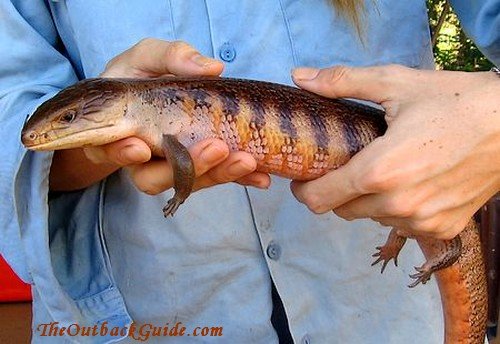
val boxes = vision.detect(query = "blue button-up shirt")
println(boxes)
[1,1,499,343]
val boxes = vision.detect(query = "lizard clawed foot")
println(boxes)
[408,264,433,288]
[163,197,183,217]
[371,245,400,274]
[371,228,407,274]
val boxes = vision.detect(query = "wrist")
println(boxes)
[49,149,119,191]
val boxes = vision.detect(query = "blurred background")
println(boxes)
[427,0,494,71]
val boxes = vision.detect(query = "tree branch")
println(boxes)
[431,1,450,48]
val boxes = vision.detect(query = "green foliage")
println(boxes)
[427,0,493,71]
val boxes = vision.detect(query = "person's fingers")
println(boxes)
[371,215,454,240]
[332,194,383,221]
[290,167,360,214]
[292,64,416,104]
[333,187,431,221]
[192,152,258,190]
[289,140,386,214]
[103,38,224,78]
[235,172,272,189]
[128,139,229,195]
[83,137,152,166]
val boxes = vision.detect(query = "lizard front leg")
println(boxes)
[372,228,408,273]
[161,134,195,217]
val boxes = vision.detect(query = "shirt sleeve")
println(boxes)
[450,0,500,65]
[0,0,78,281]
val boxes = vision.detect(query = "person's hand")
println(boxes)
[50,38,270,192]
[290,65,500,240]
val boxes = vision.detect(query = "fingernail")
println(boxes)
[292,67,320,81]
[120,145,149,164]
[200,143,226,164]
[253,176,270,189]
[228,159,255,177]
[191,54,216,68]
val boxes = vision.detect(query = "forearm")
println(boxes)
[465,71,500,188]
[476,71,500,186]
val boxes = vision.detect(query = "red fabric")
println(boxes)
[0,255,32,302]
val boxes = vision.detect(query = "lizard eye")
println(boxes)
[59,110,77,123]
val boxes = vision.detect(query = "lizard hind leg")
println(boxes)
[161,134,195,217]
[371,228,408,274]
[409,235,462,288]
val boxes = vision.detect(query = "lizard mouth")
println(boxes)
[21,124,125,151]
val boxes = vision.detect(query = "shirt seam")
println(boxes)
[98,178,115,281]
[278,0,299,67]
[202,0,216,58]
[50,0,85,78]
[167,0,178,40]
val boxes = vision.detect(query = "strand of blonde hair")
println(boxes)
[330,0,365,37]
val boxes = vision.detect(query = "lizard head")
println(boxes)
[21,78,133,150]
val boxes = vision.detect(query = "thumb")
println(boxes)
[103,39,224,78]
[292,65,411,104]
[84,137,152,166]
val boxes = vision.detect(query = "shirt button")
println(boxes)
[301,334,311,344]
[266,242,281,260]
[219,43,236,62]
